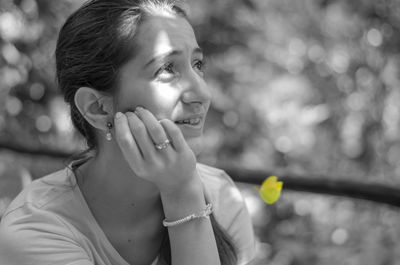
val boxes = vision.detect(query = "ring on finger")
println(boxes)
[154,139,170,150]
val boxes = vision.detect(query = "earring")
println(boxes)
[106,122,113,141]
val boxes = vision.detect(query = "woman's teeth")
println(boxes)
[175,118,201,125]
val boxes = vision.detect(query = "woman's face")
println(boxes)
[114,14,211,155]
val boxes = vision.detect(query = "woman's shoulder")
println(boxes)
[196,162,245,222]
[196,162,236,188]
[1,167,76,221]
[196,163,256,265]
[0,167,94,265]
[196,163,243,208]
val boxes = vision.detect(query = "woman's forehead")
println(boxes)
[136,15,199,59]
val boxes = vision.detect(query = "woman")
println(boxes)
[0,0,255,264]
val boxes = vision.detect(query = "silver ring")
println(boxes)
[154,139,170,150]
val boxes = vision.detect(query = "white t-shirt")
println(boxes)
[0,163,255,265]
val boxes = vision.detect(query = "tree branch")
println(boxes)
[1,141,399,208]
[221,166,400,208]
[0,139,73,159]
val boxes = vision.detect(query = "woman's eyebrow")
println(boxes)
[145,47,203,68]
[193,47,203,56]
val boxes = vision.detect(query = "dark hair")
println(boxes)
[55,0,237,264]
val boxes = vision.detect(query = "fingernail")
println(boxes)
[134,106,144,116]
[115,112,123,119]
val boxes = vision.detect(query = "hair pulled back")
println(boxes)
[56,0,185,149]
[56,0,237,264]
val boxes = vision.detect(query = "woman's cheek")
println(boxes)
[152,84,181,102]
[146,87,180,117]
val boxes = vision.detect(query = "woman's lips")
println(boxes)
[175,117,202,126]
[174,117,204,136]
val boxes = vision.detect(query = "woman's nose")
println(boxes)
[180,72,211,105]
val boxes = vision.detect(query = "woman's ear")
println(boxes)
[74,87,114,130]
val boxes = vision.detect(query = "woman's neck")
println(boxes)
[73,144,164,227]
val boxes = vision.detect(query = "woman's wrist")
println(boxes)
[158,169,201,197]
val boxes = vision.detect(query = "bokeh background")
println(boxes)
[1,0,400,264]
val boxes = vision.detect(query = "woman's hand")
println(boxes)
[113,106,198,195]
[114,107,220,265]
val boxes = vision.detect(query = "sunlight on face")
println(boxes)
[115,14,211,155]
[149,30,182,104]
[153,30,172,58]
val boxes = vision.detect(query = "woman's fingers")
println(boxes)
[159,119,187,152]
[113,112,142,161]
[125,111,156,158]
[115,107,187,166]
[134,107,170,148]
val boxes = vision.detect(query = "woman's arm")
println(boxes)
[160,176,220,265]
[114,108,221,265]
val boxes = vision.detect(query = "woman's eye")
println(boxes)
[194,59,205,73]
[155,63,175,79]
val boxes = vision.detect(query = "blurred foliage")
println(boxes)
[1,0,400,264]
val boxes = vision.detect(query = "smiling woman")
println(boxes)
[0,1,255,265]
[114,13,210,153]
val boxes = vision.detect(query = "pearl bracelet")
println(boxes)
[162,203,213,227]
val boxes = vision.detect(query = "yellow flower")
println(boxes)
[255,176,283,204]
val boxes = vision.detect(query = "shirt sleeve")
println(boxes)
[215,171,256,265]
[0,204,93,265]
